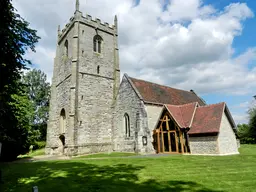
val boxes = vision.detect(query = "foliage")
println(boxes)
[0,0,40,160]
[248,107,256,142]
[22,69,50,141]
[237,123,255,144]
[33,141,46,150]
[1,91,39,160]
[1,145,256,192]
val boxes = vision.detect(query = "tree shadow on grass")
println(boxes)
[0,161,224,192]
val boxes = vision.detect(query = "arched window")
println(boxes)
[97,65,100,74]
[93,35,103,53]
[124,113,130,137]
[64,40,68,56]
[60,109,66,134]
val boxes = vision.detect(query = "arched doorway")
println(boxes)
[59,109,66,154]
[59,134,65,154]
[60,109,66,134]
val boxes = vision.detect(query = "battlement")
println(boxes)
[83,14,115,29]
[58,12,116,43]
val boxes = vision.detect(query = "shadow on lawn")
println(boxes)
[0,161,223,192]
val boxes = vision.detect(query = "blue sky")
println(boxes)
[202,0,256,122]
[13,0,256,124]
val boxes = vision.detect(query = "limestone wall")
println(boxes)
[74,20,118,154]
[113,75,148,153]
[218,112,239,155]
[46,26,75,155]
[46,76,71,155]
[144,104,163,153]
[189,136,218,154]
[76,74,114,153]
[79,22,115,78]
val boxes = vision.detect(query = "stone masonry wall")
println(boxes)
[75,21,117,154]
[46,27,75,155]
[113,75,147,153]
[218,112,239,155]
[76,74,114,154]
[189,136,218,154]
[144,104,163,153]
[79,22,115,78]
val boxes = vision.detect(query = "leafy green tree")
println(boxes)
[248,107,256,143]
[237,123,254,144]
[7,91,40,157]
[22,69,50,141]
[0,0,40,160]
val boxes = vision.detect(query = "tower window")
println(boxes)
[124,113,130,137]
[93,35,103,53]
[97,66,100,74]
[64,40,68,56]
[60,108,66,134]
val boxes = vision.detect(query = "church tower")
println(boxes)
[46,0,120,155]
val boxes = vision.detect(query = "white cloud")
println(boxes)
[233,113,249,124]
[12,0,256,96]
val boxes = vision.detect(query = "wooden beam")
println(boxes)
[161,132,164,153]
[180,131,184,154]
[168,131,171,152]
[157,133,160,153]
[175,132,178,153]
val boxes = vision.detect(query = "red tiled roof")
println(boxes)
[129,76,205,106]
[165,102,198,128]
[189,102,225,135]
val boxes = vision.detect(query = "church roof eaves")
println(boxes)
[128,75,205,106]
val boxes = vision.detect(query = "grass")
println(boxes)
[74,152,137,159]
[1,145,256,192]
[17,148,45,159]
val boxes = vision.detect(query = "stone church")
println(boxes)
[46,0,239,156]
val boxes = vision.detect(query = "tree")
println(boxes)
[248,107,256,143]
[22,69,50,141]
[237,123,254,144]
[0,0,40,160]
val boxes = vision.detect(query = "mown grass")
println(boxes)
[74,152,137,159]
[1,145,256,192]
[18,148,45,159]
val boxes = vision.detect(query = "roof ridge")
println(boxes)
[129,76,194,94]
[198,102,225,108]
[165,102,197,108]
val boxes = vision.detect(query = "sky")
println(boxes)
[12,0,256,124]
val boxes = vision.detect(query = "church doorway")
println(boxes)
[59,109,66,154]
[153,111,190,154]
[59,134,65,154]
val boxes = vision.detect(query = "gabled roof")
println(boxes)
[189,102,225,135]
[165,102,198,128]
[126,74,206,106]
[159,102,236,135]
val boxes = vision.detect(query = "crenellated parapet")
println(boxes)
[57,11,117,44]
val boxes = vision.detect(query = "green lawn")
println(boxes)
[75,152,137,159]
[18,148,45,159]
[1,145,256,192]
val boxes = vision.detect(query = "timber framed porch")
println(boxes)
[153,111,190,154]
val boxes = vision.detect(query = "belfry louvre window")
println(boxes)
[124,113,130,137]
[93,35,103,53]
